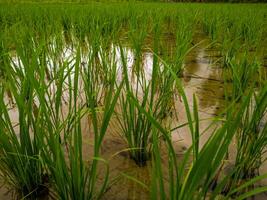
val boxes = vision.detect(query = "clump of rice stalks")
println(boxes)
[220,36,240,69]
[224,54,260,102]
[173,16,193,77]
[0,43,49,199]
[116,33,177,166]
[42,44,123,200]
[238,13,264,48]
[202,11,222,42]
[223,84,267,196]
[115,17,195,166]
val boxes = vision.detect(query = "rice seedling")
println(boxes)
[219,83,267,195]
[237,13,264,48]
[173,16,194,77]
[202,11,222,42]
[40,42,124,199]
[220,36,240,69]
[114,19,184,166]
[115,46,161,166]
[0,37,49,199]
[223,54,261,102]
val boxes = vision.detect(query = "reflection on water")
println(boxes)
[171,37,225,152]
[184,42,224,115]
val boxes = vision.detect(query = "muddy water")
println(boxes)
[1,34,267,200]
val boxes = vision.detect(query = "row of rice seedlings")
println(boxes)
[217,14,266,71]
[201,7,266,55]
[199,8,267,195]
[1,4,266,58]
[220,37,267,195]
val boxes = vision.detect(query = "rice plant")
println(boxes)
[221,84,267,196]
[224,54,260,102]
[40,44,123,199]
[115,45,164,166]
[173,16,194,77]
[0,38,49,199]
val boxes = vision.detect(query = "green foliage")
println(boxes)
[0,2,266,200]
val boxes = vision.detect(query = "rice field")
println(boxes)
[0,2,267,200]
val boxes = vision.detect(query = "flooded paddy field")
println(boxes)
[0,2,267,200]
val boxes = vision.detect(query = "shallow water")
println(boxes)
[1,32,267,200]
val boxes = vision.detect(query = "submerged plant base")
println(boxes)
[217,166,260,197]
[221,179,251,197]
[130,151,151,167]
[19,174,49,200]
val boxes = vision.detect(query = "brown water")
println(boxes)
[1,32,266,200]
